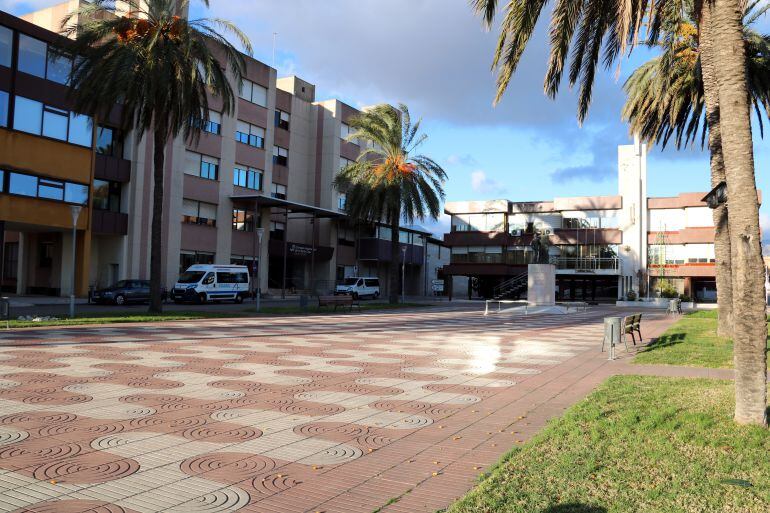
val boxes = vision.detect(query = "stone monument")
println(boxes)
[527,234,556,306]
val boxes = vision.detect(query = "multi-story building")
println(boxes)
[1,5,446,299]
[443,138,723,303]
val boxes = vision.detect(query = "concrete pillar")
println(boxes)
[16,233,26,295]
[258,207,270,293]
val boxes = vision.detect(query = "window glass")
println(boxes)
[68,113,93,147]
[184,151,200,176]
[13,96,43,135]
[0,90,8,128]
[199,202,217,220]
[252,83,267,106]
[42,105,68,140]
[96,126,115,155]
[182,199,199,217]
[46,53,71,84]
[9,173,37,197]
[0,26,11,68]
[64,182,88,204]
[38,178,64,200]
[18,35,47,78]
[239,79,253,101]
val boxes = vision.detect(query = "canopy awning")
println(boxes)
[230,194,345,219]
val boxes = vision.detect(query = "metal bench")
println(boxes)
[318,295,360,312]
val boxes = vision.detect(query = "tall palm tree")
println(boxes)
[473,0,767,426]
[333,104,447,304]
[622,0,770,339]
[61,0,251,312]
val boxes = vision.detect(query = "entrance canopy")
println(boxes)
[230,194,345,219]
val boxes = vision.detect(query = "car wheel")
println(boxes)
[234,294,244,304]
[198,293,207,304]
[114,294,126,306]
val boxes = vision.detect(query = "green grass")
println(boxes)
[449,376,770,513]
[5,302,430,329]
[633,310,769,368]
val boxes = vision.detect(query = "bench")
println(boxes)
[318,295,360,312]
[602,313,642,354]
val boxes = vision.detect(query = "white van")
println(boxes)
[171,265,250,304]
[334,277,380,299]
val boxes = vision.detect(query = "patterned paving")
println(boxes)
[0,306,670,513]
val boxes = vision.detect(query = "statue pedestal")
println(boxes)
[528,264,556,306]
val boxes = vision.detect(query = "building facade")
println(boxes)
[2,5,446,299]
[444,138,721,303]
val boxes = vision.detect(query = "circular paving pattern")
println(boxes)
[32,456,140,484]
[252,472,303,494]
[294,422,368,439]
[0,426,28,445]
[182,425,261,443]
[181,452,276,481]
[165,487,251,513]
[304,444,363,465]
[10,500,141,513]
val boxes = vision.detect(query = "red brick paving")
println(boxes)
[0,306,680,513]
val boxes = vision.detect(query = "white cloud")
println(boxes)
[421,213,451,238]
[471,170,506,196]
[446,154,478,167]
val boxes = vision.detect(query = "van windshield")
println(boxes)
[342,278,358,285]
[178,271,205,284]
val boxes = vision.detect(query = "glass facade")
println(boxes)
[0,90,8,128]
[4,171,88,205]
[13,96,93,147]
[233,166,262,190]
[0,26,11,68]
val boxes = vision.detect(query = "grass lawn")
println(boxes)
[449,376,770,513]
[5,302,430,329]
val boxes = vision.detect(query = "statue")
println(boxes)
[530,233,550,264]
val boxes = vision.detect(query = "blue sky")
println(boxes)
[3,0,769,238]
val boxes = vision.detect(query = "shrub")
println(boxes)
[679,294,692,303]
[626,290,637,301]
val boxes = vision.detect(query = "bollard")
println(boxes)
[603,316,622,360]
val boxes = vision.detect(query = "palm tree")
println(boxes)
[61,0,251,312]
[473,0,767,426]
[622,0,770,339]
[333,104,447,304]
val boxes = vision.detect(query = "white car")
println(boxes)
[171,265,250,303]
[335,277,380,299]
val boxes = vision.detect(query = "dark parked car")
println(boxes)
[90,280,167,305]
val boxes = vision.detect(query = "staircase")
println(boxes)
[492,272,528,300]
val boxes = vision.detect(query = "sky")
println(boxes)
[3,0,770,240]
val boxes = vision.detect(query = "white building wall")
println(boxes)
[618,135,648,297]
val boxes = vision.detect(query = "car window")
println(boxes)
[356,279,363,287]
[342,278,357,285]
[203,272,215,285]
[113,280,128,289]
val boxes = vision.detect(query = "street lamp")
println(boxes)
[254,227,264,312]
[401,245,407,304]
[69,205,82,319]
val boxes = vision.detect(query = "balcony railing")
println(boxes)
[551,257,620,272]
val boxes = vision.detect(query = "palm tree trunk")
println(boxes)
[389,214,400,304]
[710,0,768,426]
[148,126,167,314]
[699,4,733,338]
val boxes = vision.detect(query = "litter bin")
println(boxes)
[0,297,10,329]
[602,316,622,360]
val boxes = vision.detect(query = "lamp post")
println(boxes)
[69,206,82,319]
[255,227,264,312]
[401,245,407,304]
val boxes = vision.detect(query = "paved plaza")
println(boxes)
[0,305,674,513]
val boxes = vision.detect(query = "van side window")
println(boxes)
[364,279,378,287]
[203,272,215,285]
[217,272,248,284]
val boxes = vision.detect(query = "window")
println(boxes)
[5,172,88,204]
[235,121,265,148]
[203,111,221,135]
[239,79,267,107]
[179,251,214,274]
[96,126,124,157]
[271,183,287,200]
[233,166,262,190]
[275,110,290,130]
[270,221,286,240]
[232,209,256,231]
[3,242,18,280]
[93,180,121,212]
[273,146,288,166]
[0,90,8,128]
[46,52,72,85]
[18,34,47,78]
[340,122,352,139]
[0,26,10,68]
[339,157,353,172]
[182,199,217,226]
[217,271,248,284]
[184,151,219,181]
[338,193,347,211]
[13,96,93,147]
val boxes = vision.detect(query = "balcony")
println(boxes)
[92,210,128,236]
[358,238,424,264]
[95,154,131,183]
[552,257,620,274]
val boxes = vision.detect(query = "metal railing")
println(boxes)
[492,272,528,299]
[551,257,620,272]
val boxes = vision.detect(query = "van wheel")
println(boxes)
[197,293,207,304]
[234,294,244,304]
[351,292,359,300]
[114,295,126,306]
[373,291,380,299]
